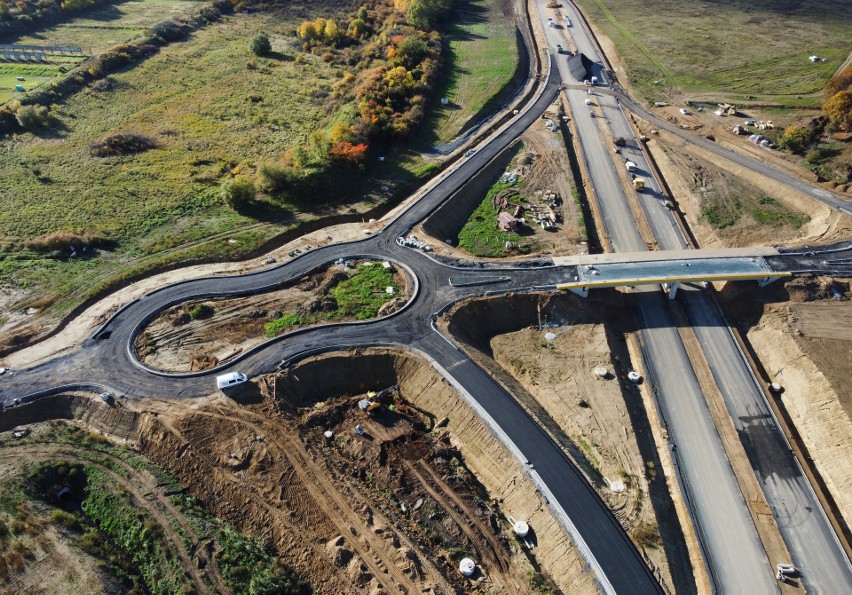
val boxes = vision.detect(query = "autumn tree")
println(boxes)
[329,141,368,166]
[823,90,852,132]
[395,36,428,68]
[779,125,816,154]
[824,66,852,99]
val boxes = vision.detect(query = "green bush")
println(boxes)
[257,162,297,193]
[250,32,272,56]
[15,104,50,129]
[221,176,256,210]
[188,303,214,320]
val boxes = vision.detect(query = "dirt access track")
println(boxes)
[0,347,600,593]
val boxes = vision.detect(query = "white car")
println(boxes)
[217,372,248,391]
[679,108,690,115]
[584,98,593,105]
[745,119,757,126]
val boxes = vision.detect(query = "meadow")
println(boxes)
[575,0,852,105]
[11,0,201,54]
[423,0,520,145]
[0,8,344,312]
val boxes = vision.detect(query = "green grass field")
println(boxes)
[0,64,64,104]
[12,0,200,54]
[458,178,531,257]
[425,0,519,144]
[0,11,342,313]
[575,0,852,105]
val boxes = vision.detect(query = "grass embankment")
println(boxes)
[0,11,341,314]
[0,0,199,104]
[424,0,520,144]
[2,423,304,593]
[265,262,400,336]
[458,177,533,257]
[700,185,810,230]
[575,0,851,105]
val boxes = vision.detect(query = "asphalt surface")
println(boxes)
[536,2,777,591]
[0,23,664,595]
[551,2,852,591]
[2,2,850,593]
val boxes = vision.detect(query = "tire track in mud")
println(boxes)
[171,405,456,594]
[406,460,528,593]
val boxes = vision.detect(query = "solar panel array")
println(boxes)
[0,44,84,62]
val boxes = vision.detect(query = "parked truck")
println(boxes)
[633,177,645,190]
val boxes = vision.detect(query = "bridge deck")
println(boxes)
[556,255,790,291]
[552,246,780,267]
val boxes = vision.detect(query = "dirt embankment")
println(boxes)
[443,291,696,593]
[1,347,595,593]
[718,278,852,533]
[275,349,597,593]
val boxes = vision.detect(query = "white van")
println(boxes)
[216,372,248,391]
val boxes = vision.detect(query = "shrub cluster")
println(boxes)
[89,132,158,157]
[24,230,106,253]
[188,303,214,320]
[777,65,852,169]
[300,2,446,141]
[246,1,452,207]
[0,0,108,36]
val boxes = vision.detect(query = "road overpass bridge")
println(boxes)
[553,247,791,298]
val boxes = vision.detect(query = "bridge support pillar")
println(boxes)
[758,277,777,287]
[663,282,680,299]
[568,286,589,298]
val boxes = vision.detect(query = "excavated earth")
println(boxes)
[0,346,599,593]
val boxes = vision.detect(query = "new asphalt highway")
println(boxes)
[538,0,852,592]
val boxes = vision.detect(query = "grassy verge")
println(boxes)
[265,262,400,336]
[457,178,532,257]
[574,0,851,104]
[700,188,810,230]
[419,0,520,146]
